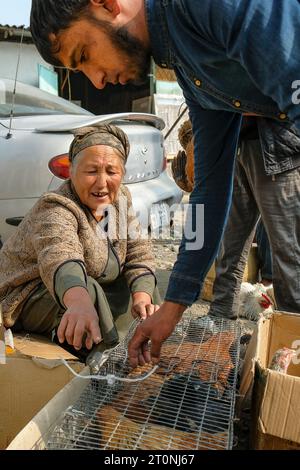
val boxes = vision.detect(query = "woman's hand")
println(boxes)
[57,287,102,351]
[131,292,160,320]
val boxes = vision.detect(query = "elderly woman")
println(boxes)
[0,124,160,359]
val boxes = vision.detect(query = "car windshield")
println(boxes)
[0,79,92,117]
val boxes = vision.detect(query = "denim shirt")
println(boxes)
[145,0,300,305]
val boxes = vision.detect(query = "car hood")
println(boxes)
[0,113,165,132]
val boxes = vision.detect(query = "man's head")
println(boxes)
[30,0,151,89]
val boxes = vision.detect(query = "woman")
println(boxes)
[0,124,160,359]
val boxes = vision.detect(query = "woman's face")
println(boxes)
[70,144,124,219]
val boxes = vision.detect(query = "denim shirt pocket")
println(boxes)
[175,64,288,122]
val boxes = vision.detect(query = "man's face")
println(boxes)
[53,17,151,89]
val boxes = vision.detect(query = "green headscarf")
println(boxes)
[69,124,130,163]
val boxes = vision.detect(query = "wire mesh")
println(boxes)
[47,313,241,450]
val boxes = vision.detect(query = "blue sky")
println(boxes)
[0,0,32,27]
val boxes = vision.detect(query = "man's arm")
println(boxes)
[128,104,241,367]
[166,102,242,304]
[128,301,186,368]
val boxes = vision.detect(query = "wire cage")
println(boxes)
[47,313,241,450]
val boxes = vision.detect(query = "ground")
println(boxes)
[153,241,211,315]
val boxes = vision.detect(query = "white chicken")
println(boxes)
[238,282,275,321]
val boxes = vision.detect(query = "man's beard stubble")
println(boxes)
[88,16,151,86]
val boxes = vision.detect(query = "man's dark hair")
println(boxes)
[30,0,91,66]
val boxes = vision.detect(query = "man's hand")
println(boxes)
[131,292,160,320]
[128,301,186,368]
[57,287,102,351]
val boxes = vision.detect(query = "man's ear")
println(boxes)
[89,0,121,17]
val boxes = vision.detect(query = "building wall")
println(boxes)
[156,66,177,82]
[59,70,151,115]
[0,42,54,87]
[154,93,187,158]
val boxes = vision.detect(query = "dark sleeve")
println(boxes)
[54,261,87,309]
[130,274,156,302]
[165,96,242,305]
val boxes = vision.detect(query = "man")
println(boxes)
[30,0,300,367]
[207,116,300,319]
[171,117,289,321]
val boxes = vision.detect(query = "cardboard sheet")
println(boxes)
[0,332,84,449]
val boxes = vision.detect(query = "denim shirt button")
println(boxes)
[194,79,202,87]
[279,112,287,120]
[233,100,241,108]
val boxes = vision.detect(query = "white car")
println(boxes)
[0,79,182,246]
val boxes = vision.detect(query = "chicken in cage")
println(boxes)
[47,314,241,450]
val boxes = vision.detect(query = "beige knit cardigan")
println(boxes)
[0,181,155,327]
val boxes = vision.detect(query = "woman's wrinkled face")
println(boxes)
[70,145,124,219]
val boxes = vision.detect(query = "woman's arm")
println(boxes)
[31,200,102,351]
[31,200,85,297]
[57,286,102,351]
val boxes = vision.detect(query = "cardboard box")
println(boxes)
[240,311,300,450]
[201,244,259,301]
[0,333,84,449]
[7,367,90,450]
